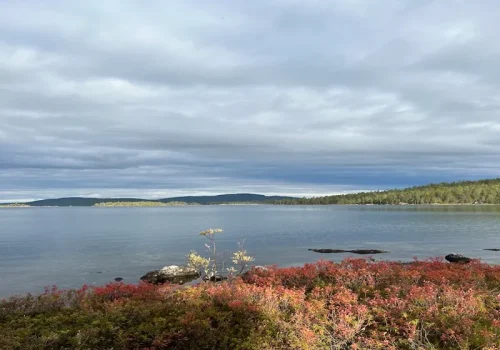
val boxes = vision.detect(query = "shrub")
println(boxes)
[1,259,499,349]
[187,228,254,280]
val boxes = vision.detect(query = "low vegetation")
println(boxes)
[187,228,254,279]
[1,259,499,349]
[94,201,188,207]
[276,178,500,205]
[0,203,30,208]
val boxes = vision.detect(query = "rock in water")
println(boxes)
[140,265,200,285]
[445,254,472,264]
[484,248,500,251]
[308,248,388,254]
[308,249,347,253]
[348,249,389,254]
[114,277,123,282]
[202,275,228,282]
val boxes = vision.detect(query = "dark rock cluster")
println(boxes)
[444,254,472,264]
[308,249,389,254]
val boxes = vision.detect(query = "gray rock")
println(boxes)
[140,265,200,285]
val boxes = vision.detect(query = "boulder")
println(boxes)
[140,265,200,285]
[308,249,388,254]
[114,277,123,282]
[203,275,228,282]
[445,254,472,264]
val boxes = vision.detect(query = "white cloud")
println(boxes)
[1,0,500,201]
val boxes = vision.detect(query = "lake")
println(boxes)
[1,205,500,297]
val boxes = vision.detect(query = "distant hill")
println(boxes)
[26,197,155,207]
[17,194,296,207]
[11,179,500,207]
[159,193,293,205]
[274,178,500,205]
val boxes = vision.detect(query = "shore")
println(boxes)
[4,203,500,208]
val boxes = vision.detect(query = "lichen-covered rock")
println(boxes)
[140,265,200,285]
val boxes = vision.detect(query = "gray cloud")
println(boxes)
[1,0,500,201]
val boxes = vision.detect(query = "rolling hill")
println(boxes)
[12,194,296,207]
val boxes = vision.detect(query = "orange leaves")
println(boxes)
[2,259,500,349]
[242,258,500,348]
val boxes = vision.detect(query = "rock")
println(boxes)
[140,265,200,285]
[349,249,389,255]
[309,249,346,253]
[114,277,123,282]
[484,249,500,251]
[253,266,269,271]
[445,254,472,264]
[308,249,388,254]
[202,275,228,282]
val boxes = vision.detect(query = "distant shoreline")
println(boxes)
[3,203,500,208]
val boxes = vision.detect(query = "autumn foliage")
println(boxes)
[1,259,500,349]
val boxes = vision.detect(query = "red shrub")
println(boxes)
[1,259,499,349]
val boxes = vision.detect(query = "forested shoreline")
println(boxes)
[4,179,500,207]
[274,179,500,205]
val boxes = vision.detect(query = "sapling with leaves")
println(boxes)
[186,228,254,281]
[232,240,255,275]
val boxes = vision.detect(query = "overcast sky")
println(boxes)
[1,0,500,202]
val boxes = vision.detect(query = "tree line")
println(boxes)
[272,178,500,205]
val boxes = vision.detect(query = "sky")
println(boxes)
[1,0,500,202]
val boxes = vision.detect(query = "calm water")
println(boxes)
[1,205,500,297]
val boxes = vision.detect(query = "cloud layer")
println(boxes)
[2,0,500,201]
